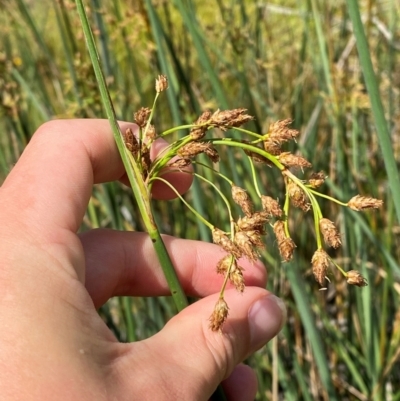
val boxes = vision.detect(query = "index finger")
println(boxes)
[0,119,193,236]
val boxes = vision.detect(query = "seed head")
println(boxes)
[155,74,168,92]
[229,264,245,293]
[266,119,299,145]
[216,255,235,275]
[263,139,282,155]
[347,195,383,211]
[134,107,151,128]
[178,142,220,163]
[212,228,241,258]
[278,152,312,169]
[234,231,258,262]
[273,221,296,261]
[237,211,269,232]
[210,108,253,130]
[144,124,156,142]
[308,171,326,188]
[190,111,212,140]
[346,270,368,287]
[287,181,310,212]
[209,298,229,332]
[319,218,341,249]
[261,195,283,218]
[123,128,139,155]
[167,158,191,169]
[232,185,253,217]
[311,249,330,286]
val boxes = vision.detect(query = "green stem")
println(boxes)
[76,0,188,312]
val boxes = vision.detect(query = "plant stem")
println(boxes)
[75,0,188,312]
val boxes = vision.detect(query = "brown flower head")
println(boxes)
[123,128,139,155]
[144,124,157,142]
[311,249,330,286]
[155,74,168,92]
[229,264,245,293]
[234,231,258,262]
[134,107,151,128]
[178,142,220,163]
[212,228,241,258]
[266,119,299,145]
[167,158,191,169]
[216,255,235,275]
[261,195,283,218]
[273,221,296,261]
[287,181,310,212]
[308,171,326,188]
[237,211,268,232]
[190,111,212,140]
[347,195,383,211]
[209,298,229,332]
[210,108,253,130]
[346,270,368,287]
[319,218,341,249]
[232,185,253,217]
[278,152,312,169]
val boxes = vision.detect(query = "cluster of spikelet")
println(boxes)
[126,75,383,332]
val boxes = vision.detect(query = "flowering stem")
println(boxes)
[76,0,188,312]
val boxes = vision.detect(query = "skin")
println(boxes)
[0,119,286,401]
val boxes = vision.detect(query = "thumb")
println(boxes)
[119,288,286,401]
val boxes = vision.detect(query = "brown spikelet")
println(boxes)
[167,158,191,169]
[232,185,253,217]
[311,249,330,286]
[234,231,258,262]
[210,108,254,130]
[346,270,368,287]
[216,255,235,275]
[308,171,326,188]
[155,74,168,92]
[212,228,242,258]
[261,195,283,218]
[319,218,341,249]
[264,139,282,155]
[229,264,245,293]
[134,107,151,128]
[347,195,383,211]
[209,298,229,331]
[123,128,139,155]
[245,230,265,248]
[278,152,312,169]
[144,124,157,142]
[273,221,296,261]
[273,220,286,243]
[140,147,151,178]
[266,119,300,146]
[190,111,212,140]
[178,142,219,163]
[287,181,310,211]
[237,211,269,231]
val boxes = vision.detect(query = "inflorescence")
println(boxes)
[124,75,383,332]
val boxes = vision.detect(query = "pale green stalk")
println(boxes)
[75,0,188,312]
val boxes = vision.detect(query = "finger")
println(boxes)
[114,288,285,401]
[80,229,267,308]
[0,119,193,237]
[221,364,258,401]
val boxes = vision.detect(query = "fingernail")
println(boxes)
[248,295,286,352]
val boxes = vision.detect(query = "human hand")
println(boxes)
[0,119,285,401]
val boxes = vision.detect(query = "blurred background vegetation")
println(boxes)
[1,0,400,399]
